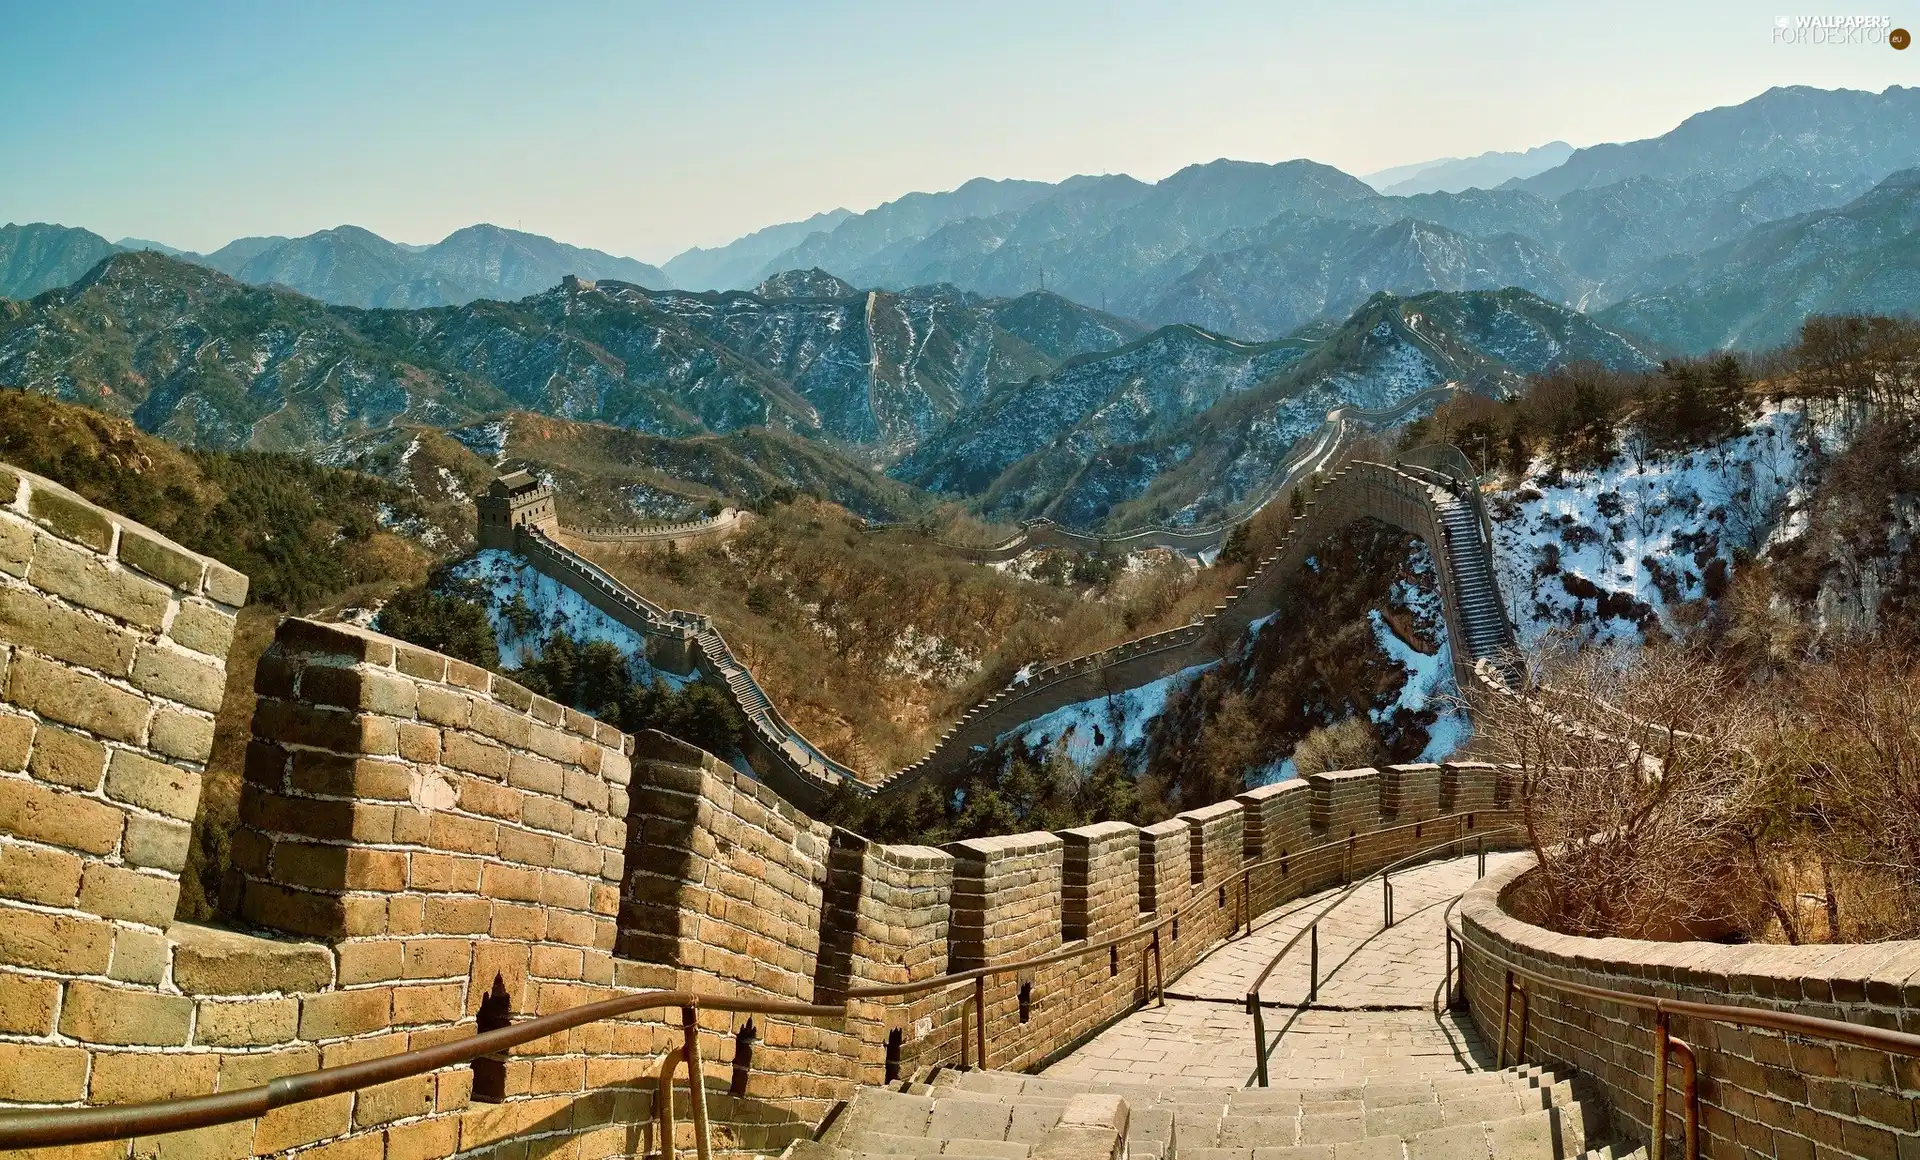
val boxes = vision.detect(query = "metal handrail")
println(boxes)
[0,809,1511,1150]
[0,991,841,1153]
[1447,917,1920,1160]
[1245,824,1519,1086]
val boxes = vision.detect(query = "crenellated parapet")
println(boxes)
[0,458,1534,1159]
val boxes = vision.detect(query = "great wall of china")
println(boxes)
[0,461,1915,1160]
[479,435,1514,810]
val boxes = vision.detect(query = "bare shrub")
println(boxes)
[1470,638,1768,939]
[1763,643,1920,940]
[1291,716,1384,776]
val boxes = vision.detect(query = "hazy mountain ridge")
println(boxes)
[0,223,124,300]
[894,288,1662,527]
[0,252,1144,466]
[1366,141,1575,196]
[1600,167,1920,352]
[665,86,1918,340]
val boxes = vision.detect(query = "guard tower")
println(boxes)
[476,469,559,550]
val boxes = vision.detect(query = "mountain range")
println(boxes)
[1361,142,1575,196]
[0,249,1655,530]
[0,222,671,307]
[659,86,1920,350]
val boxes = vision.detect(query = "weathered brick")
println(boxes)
[384,1115,460,1160]
[506,750,565,795]
[0,1041,90,1101]
[105,748,202,820]
[0,841,83,906]
[195,996,300,1046]
[0,906,113,972]
[151,707,217,762]
[299,986,392,1039]
[0,970,59,1034]
[0,586,139,675]
[254,1092,351,1154]
[167,599,237,659]
[78,862,180,925]
[204,560,249,607]
[288,750,410,801]
[0,712,30,770]
[354,1074,436,1127]
[0,775,126,854]
[443,732,510,778]
[396,722,440,762]
[238,880,344,939]
[108,927,168,984]
[26,486,115,552]
[29,534,172,629]
[301,664,417,717]
[416,684,472,727]
[402,938,470,980]
[338,940,405,984]
[391,982,462,1026]
[90,1049,219,1103]
[131,642,227,711]
[409,851,483,893]
[27,724,108,790]
[116,524,207,592]
[60,979,193,1045]
[8,654,151,742]
[124,812,193,871]
[171,923,335,994]
[0,512,30,576]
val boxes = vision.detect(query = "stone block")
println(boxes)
[8,653,151,743]
[167,599,237,659]
[124,813,194,871]
[0,905,113,972]
[299,986,392,1040]
[108,927,169,985]
[29,534,172,629]
[170,922,335,995]
[116,525,207,592]
[131,642,228,712]
[0,586,139,675]
[27,724,108,790]
[151,707,217,762]
[0,840,84,906]
[90,1049,219,1103]
[105,749,203,821]
[204,561,249,607]
[0,712,30,769]
[0,970,60,1034]
[26,486,115,553]
[78,862,181,925]
[60,979,194,1045]
[0,1041,90,1101]
[0,774,126,854]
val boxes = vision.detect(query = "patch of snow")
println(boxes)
[1003,662,1216,766]
[446,549,692,688]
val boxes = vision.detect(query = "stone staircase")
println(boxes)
[1433,491,1514,665]
[780,1064,1644,1160]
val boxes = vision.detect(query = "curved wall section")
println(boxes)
[1457,859,1920,1160]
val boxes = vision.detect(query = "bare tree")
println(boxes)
[1466,638,1768,939]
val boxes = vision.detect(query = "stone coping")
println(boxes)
[0,459,248,606]
[1459,857,1920,1009]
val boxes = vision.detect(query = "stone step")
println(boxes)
[810,1084,1129,1160]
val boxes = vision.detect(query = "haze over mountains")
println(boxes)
[4,82,1920,532]
[0,222,670,307]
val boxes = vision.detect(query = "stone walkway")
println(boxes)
[1040,852,1523,1089]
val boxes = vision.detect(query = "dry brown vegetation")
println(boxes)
[1475,634,1920,944]
[568,496,1302,776]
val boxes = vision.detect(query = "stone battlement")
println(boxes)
[0,464,1527,1158]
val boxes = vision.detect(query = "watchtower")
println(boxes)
[476,468,558,550]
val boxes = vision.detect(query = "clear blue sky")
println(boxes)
[4,1,1915,262]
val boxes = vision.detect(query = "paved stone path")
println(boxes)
[1041,852,1525,1089]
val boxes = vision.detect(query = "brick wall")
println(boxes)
[0,509,1528,1160]
[1459,860,1920,1160]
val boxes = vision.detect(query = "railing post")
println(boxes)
[973,976,988,1070]
[1151,931,1165,1007]
[1249,994,1269,1088]
[1308,924,1319,1004]
[1477,836,1487,878]
[1499,970,1515,1067]
[1668,1036,1700,1160]
[655,1043,685,1159]
[1651,1010,1671,1160]
[1383,873,1393,928]
[682,1006,712,1160]
[959,990,971,1070]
